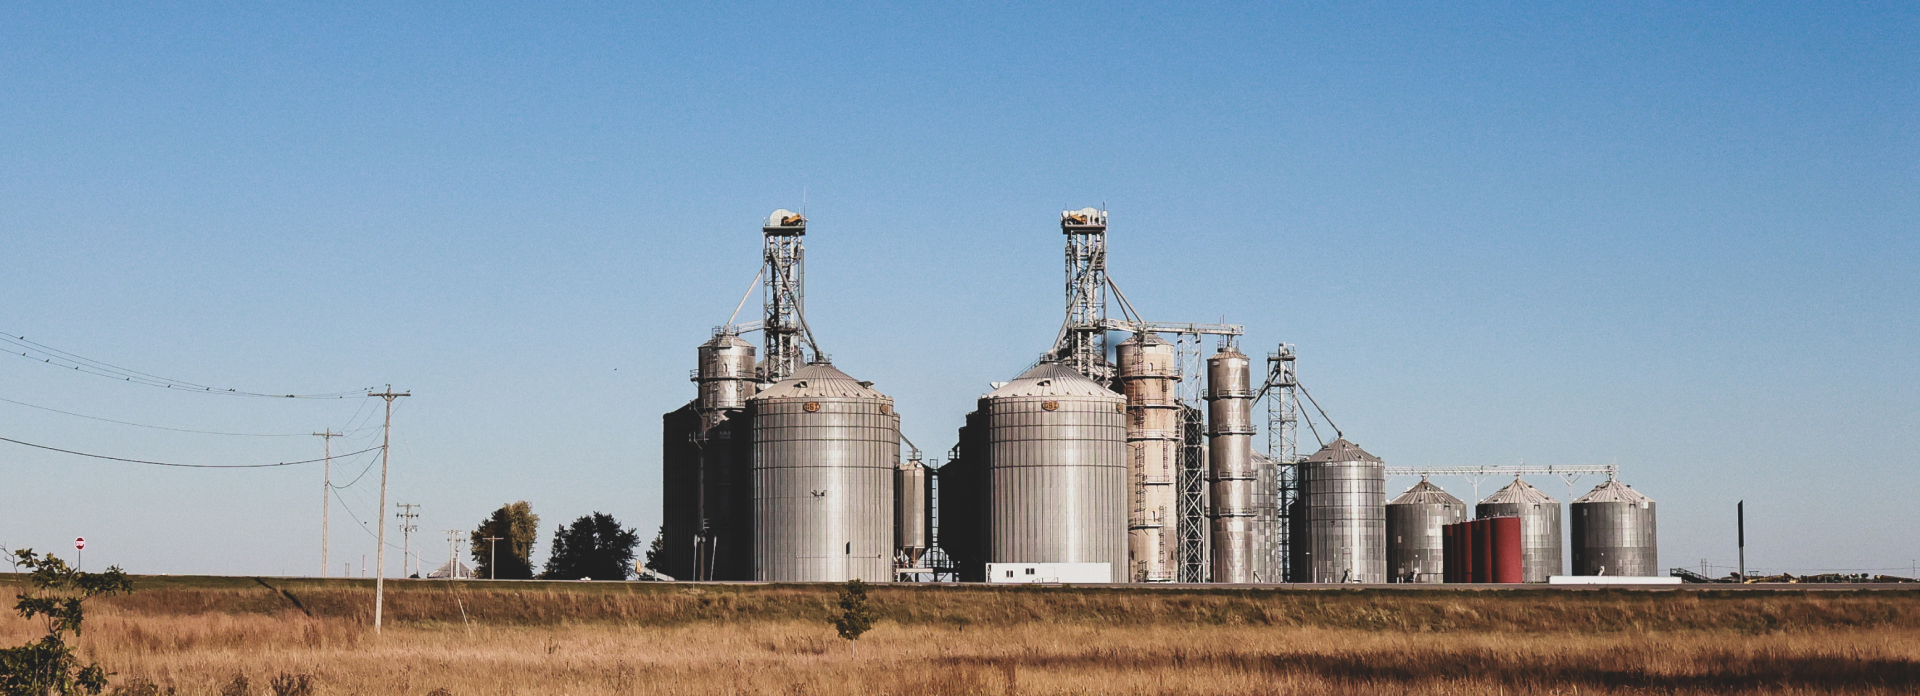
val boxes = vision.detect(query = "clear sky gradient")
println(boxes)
[2,2,1914,578]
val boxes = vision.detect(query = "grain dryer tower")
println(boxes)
[1477,479,1563,583]
[1116,333,1179,582]
[1206,344,1258,583]
[1570,478,1656,577]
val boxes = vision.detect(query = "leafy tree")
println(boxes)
[0,549,134,695]
[540,513,639,581]
[642,526,665,575]
[830,579,877,654]
[470,502,539,580]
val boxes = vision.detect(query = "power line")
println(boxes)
[328,447,386,489]
[0,333,374,399]
[0,395,317,437]
[0,435,381,469]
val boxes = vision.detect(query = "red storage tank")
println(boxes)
[1490,516,1523,583]
[1471,518,1491,583]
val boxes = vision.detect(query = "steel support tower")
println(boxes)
[1055,208,1111,384]
[762,210,809,381]
[1262,345,1301,582]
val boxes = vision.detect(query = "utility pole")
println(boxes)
[396,503,421,578]
[368,385,410,635]
[1737,500,1746,582]
[314,430,341,578]
[483,536,502,580]
[444,530,463,580]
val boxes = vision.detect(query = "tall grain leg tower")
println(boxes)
[763,210,811,380]
[1054,208,1111,385]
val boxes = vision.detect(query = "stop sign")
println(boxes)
[74,537,85,551]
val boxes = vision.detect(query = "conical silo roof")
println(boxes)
[1389,478,1462,506]
[752,363,888,400]
[1301,438,1382,464]
[1574,478,1653,505]
[1479,478,1558,506]
[700,332,753,350]
[985,362,1120,399]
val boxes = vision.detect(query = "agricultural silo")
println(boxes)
[1206,345,1258,583]
[939,410,992,582]
[1477,479,1563,583]
[982,362,1128,582]
[894,458,930,568]
[1386,478,1466,583]
[1290,439,1387,583]
[659,403,702,580]
[749,362,900,582]
[1570,478,1657,577]
[1249,451,1281,582]
[694,332,757,580]
[1116,333,1179,582]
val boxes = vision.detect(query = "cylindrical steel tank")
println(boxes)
[1206,345,1257,583]
[659,402,702,581]
[1386,478,1465,583]
[1477,479,1563,583]
[894,458,929,568]
[1249,451,1280,582]
[1116,334,1179,582]
[697,332,757,411]
[1291,439,1387,583]
[749,363,899,582]
[982,362,1128,583]
[1570,478,1657,576]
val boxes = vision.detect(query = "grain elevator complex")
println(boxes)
[657,208,1659,585]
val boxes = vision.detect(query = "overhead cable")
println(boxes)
[0,334,374,399]
[0,436,382,469]
[0,395,314,437]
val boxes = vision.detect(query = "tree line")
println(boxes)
[467,502,644,581]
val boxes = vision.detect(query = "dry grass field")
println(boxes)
[4,576,1920,695]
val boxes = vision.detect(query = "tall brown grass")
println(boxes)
[3,576,1918,695]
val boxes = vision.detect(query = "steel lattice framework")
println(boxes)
[1055,209,1112,384]
[1385,464,1619,501]
[1260,345,1301,582]
[762,212,810,381]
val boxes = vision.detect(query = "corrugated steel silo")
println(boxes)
[1571,479,1657,576]
[1206,346,1258,583]
[1290,439,1387,583]
[1116,334,1179,582]
[894,458,930,568]
[1477,479,1563,583]
[939,410,992,582]
[1386,478,1465,583]
[983,363,1128,583]
[1249,451,1280,582]
[749,363,899,582]
[659,403,701,580]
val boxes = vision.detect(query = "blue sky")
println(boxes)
[2,2,1914,578]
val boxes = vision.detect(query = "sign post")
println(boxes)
[74,537,85,572]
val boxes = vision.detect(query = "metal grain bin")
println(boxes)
[749,363,900,582]
[1249,451,1281,582]
[1207,345,1259,583]
[1386,478,1465,583]
[696,332,757,411]
[1571,478,1657,577]
[894,458,930,568]
[1477,479,1563,583]
[1116,334,1179,582]
[982,363,1128,583]
[659,402,702,580]
[1291,439,1387,583]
